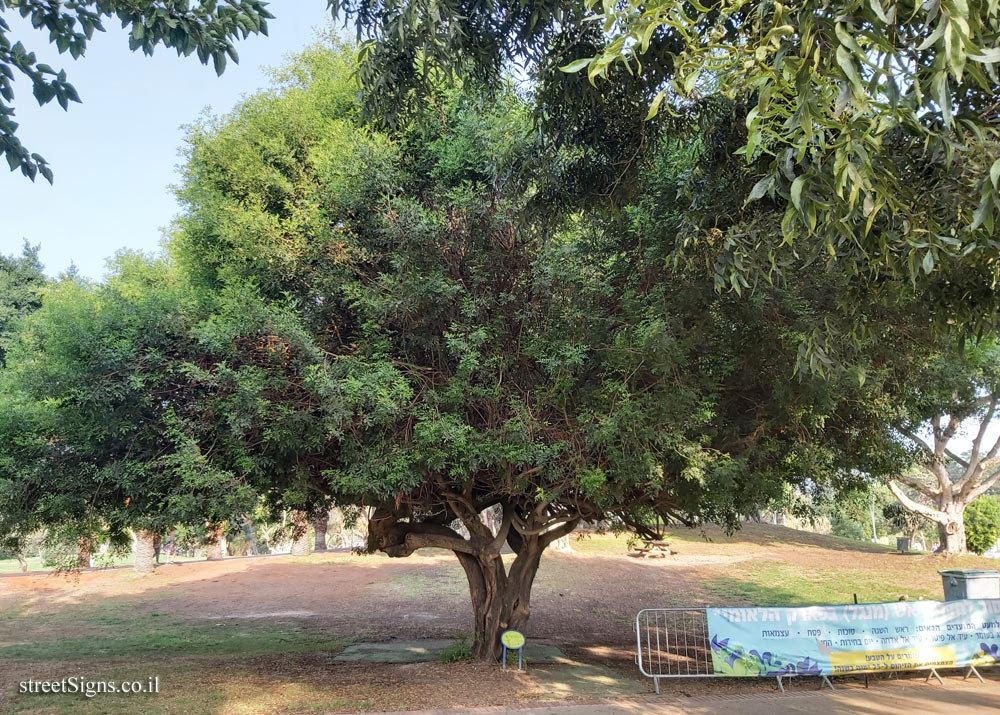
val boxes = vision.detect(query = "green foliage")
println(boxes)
[2,41,952,556]
[440,633,472,663]
[0,253,255,553]
[334,0,1000,340]
[966,495,1000,555]
[0,0,273,181]
[0,241,46,365]
[165,43,915,541]
[827,483,895,542]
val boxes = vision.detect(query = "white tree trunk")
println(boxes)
[133,529,157,574]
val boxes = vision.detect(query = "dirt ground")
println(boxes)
[1,525,997,713]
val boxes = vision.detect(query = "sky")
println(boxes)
[1,1,334,280]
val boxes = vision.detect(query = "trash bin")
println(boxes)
[896,537,911,553]
[939,570,1000,600]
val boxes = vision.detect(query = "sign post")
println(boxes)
[500,629,526,670]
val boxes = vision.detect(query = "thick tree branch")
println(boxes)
[965,394,997,475]
[944,448,969,470]
[964,468,1000,503]
[896,471,941,498]
[387,522,479,557]
[887,481,948,524]
[540,518,580,547]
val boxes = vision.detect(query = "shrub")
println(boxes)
[440,633,471,663]
[966,496,1000,555]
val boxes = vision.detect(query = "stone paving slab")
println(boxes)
[334,640,455,663]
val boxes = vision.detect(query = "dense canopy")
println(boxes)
[1,37,994,655]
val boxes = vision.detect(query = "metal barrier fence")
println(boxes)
[634,608,713,693]
[634,608,833,693]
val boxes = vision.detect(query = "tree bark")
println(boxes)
[367,498,579,660]
[290,509,311,556]
[205,522,225,560]
[133,529,157,574]
[888,481,969,554]
[313,512,328,552]
[457,534,544,659]
[937,503,967,554]
[76,535,93,568]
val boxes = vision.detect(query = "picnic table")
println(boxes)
[632,539,676,558]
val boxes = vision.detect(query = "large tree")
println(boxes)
[881,343,1000,553]
[0,253,255,570]
[167,44,921,657]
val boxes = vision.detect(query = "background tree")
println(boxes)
[870,343,1000,553]
[0,253,256,571]
[0,240,45,365]
[1,0,273,181]
[966,495,1000,555]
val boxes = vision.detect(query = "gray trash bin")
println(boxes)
[939,569,1000,600]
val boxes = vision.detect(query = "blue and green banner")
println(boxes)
[707,599,1000,677]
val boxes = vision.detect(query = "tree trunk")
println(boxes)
[313,512,328,552]
[366,500,577,660]
[933,500,967,554]
[133,529,157,574]
[17,554,27,573]
[205,522,225,560]
[290,509,311,556]
[76,535,93,568]
[153,533,161,564]
[241,515,258,555]
[456,531,546,660]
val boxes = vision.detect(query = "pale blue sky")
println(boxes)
[1,1,333,280]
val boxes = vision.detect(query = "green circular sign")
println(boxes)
[501,630,525,649]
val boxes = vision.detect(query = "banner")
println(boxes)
[706,599,1000,677]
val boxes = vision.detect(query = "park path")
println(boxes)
[384,674,1000,714]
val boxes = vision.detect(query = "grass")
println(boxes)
[0,554,205,574]
[0,556,44,574]
[440,633,472,663]
[696,560,943,606]
[389,568,467,598]
[0,616,350,662]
